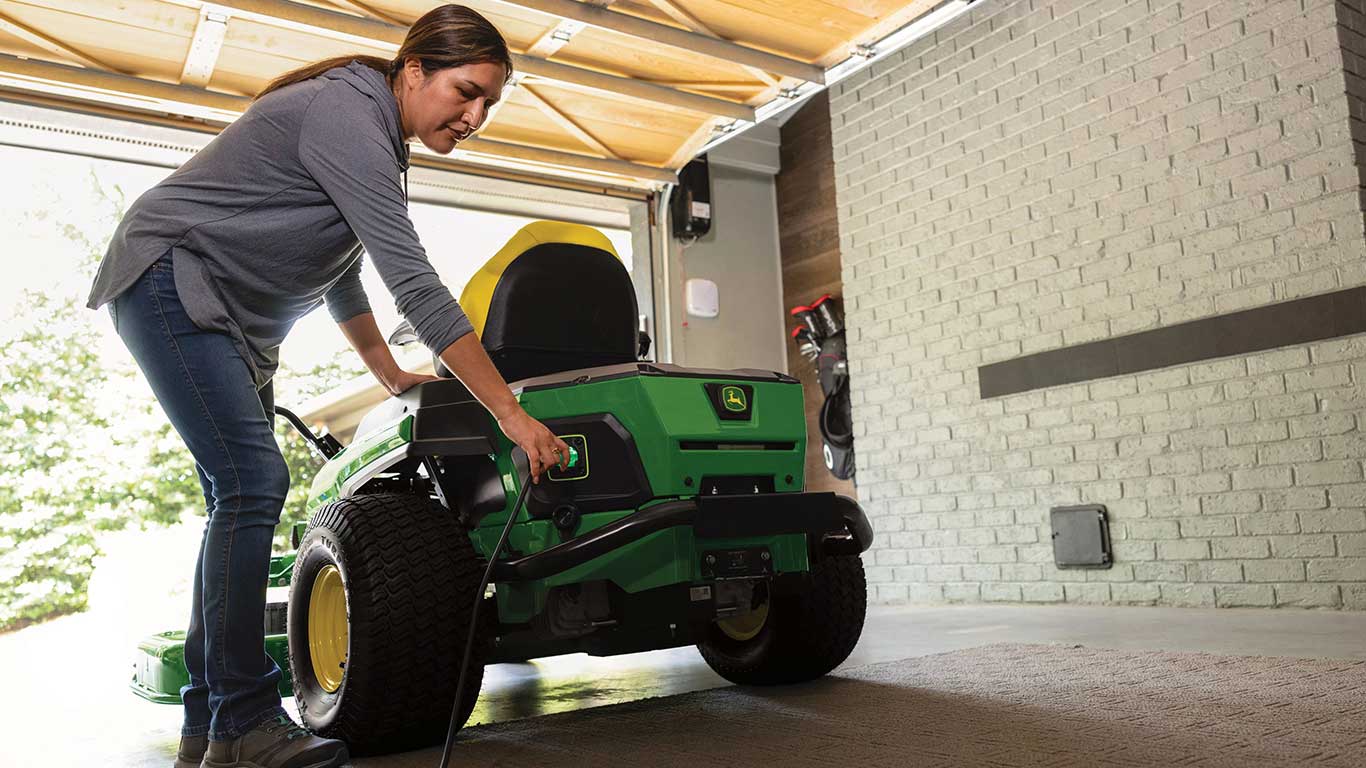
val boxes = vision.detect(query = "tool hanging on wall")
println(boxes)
[789,294,855,480]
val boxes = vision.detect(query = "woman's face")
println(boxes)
[397,59,507,154]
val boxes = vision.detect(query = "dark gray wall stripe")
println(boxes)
[978,287,1366,399]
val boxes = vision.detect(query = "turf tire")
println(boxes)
[697,554,866,685]
[288,493,486,756]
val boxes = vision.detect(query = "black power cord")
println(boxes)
[436,456,535,768]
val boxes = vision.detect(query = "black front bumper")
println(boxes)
[491,492,873,582]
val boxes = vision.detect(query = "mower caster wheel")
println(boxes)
[697,554,866,685]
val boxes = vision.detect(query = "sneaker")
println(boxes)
[174,733,207,768]
[203,714,348,768]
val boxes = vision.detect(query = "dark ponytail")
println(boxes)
[255,4,512,100]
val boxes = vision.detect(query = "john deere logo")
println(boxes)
[722,386,747,412]
[705,383,753,420]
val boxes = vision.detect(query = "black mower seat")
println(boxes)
[450,221,639,383]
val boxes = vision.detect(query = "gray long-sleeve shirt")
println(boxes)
[86,61,473,387]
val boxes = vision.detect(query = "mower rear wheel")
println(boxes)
[288,493,487,756]
[697,554,866,685]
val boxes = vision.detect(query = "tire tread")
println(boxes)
[698,554,866,685]
[289,493,485,756]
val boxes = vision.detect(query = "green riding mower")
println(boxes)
[131,221,873,757]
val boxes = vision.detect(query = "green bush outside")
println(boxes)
[0,182,366,632]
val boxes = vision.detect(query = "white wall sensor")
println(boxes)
[685,278,719,318]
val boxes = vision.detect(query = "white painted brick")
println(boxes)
[1202,446,1257,470]
[1143,411,1195,434]
[1150,453,1203,476]
[1157,540,1212,560]
[1211,537,1271,559]
[1111,582,1161,603]
[1257,439,1323,465]
[1064,583,1113,603]
[1181,516,1238,537]
[1129,520,1181,539]
[1295,460,1365,485]
[830,0,1366,609]
[1287,365,1354,392]
[1254,393,1319,419]
[1216,584,1277,607]
[1300,509,1366,533]
[1240,511,1300,535]
[1307,558,1366,581]
[1148,497,1201,518]
[1163,584,1217,607]
[1224,374,1287,401]
[1261,488,1329,511]
[1246,348,1312,375]
[1021,583,1065,602]
[1168,385,1224,410]
[1269,534,1337,558]
[1197,401,1256,427]
[1095,417,1146,439]
[1175,473,1232,495]
[906,584,945,602]
[1339,534,1366,556]
[1274,584,1343,607]
[1135,369,1191,392]
[1168,428,1228,452]
[1243,560,1307,582]
[1187,561,1245,583]
[1234,466,1297,490]
[1226,421,1289,445]
[1308,336,1366,363]
[1346,585,1366,609]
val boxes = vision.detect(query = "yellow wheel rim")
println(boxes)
[717,598,769,642]
[308,565,348,693]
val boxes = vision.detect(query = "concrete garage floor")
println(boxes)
[5,603,1365,767]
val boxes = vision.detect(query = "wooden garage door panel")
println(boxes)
[486,100,684,166]
[520,81,704,136]
[0,0,946,182]
[221,16,392,67]
[353,1,795,87]
[0,0,195,76]
[482,122,616,161]
[621,0,867,59]
[0,31,52,61]
[517,88,705,164]
[480,99,566,139]
[548,26,763,86]
[363,0,560,46]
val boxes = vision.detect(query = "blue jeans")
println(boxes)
[110,252,288,741]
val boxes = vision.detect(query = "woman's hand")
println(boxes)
[433,335,567,483]
[384,369,440,396]
[336,314,440,397]
[497,408,570,484]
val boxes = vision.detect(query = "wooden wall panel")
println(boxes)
[775,91,856,499]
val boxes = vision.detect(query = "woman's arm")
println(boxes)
[436,335,569,483]
[432,333,517,419]
[337,312,432,396]
[337,313,568,482]
[303,85,566,480]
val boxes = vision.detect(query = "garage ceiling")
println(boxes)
[0,0,939,189]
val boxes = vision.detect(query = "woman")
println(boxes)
[85,6,567,767]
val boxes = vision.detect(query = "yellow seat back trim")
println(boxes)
[459,221,621,338]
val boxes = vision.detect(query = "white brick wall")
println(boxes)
[830,0,1366,609]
